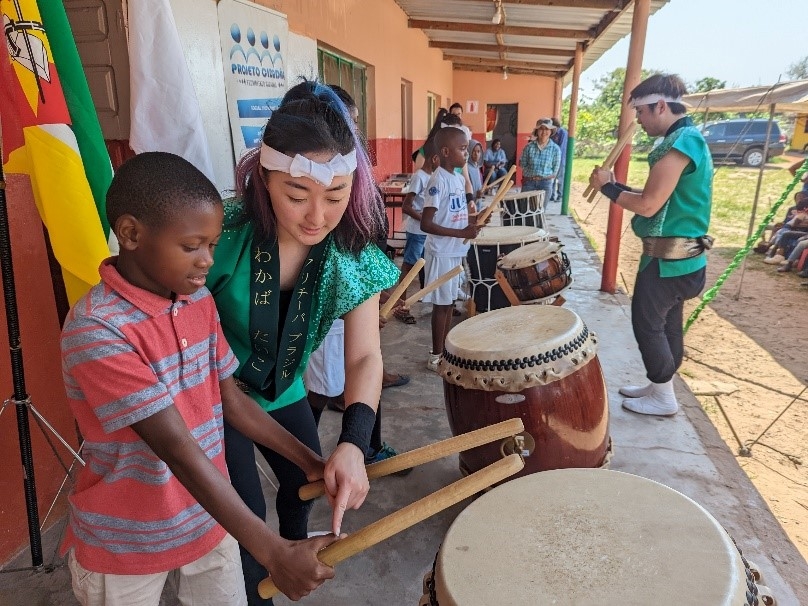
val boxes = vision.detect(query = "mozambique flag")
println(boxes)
[1,0,109,304]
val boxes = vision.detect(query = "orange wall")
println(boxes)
[256,0,454,177]
[0,176,75,563]
[453,70,558,182]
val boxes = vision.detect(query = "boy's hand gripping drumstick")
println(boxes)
[401,265,464,308]
[299,418,524,501]
[582,122,637,202]
[258,452,525,599]
[379,258,425,320]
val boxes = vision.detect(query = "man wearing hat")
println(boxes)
[589,73,713,418]
[519,118,561,203]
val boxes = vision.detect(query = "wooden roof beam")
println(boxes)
[429,41,576,57]
[408,19,591,39]
[443,54,567,71]
[453,63,563,78]
[494,0,622,8]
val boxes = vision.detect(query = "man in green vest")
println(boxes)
[589,73,713,417]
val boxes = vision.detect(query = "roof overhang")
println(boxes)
[394,0,671,82]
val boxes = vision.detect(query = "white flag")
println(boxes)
[127,0,216,185]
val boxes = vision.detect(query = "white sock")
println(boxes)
[619,383,653,398]
[622,379,678,416]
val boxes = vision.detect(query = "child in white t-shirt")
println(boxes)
[398,139,439,323]
[420,127,482,372]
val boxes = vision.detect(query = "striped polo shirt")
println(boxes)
[60,259,238,574]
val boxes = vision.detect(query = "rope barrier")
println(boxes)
[684,159,808,333]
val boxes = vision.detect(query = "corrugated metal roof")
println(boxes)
[394,0,670,81]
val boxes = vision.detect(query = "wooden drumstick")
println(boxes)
[379,258,426,320]
[494,270,522,307]
[402,265,464,308]
[259,454,525,599]
[480,167,495,192]
[463,171,516,244]
[583,122,637,202]
[481,171,509,193]
[299,418,524,501]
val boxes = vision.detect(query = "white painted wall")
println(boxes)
[287,32,318,87]
[169,0,236,193]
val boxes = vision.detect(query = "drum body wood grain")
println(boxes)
[439,306,609,479]
[421,469,769,606]
[498,241,571,302]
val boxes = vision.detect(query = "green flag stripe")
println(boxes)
[38,0,113,237]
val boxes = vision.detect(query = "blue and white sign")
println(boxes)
[218,0,288,163]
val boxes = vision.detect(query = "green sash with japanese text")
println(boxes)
[240,236,330,401]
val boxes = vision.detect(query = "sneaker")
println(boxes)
[427,353,440,373]
[763,254,786,264]
[365,442,412,476]
[777,263,793,272]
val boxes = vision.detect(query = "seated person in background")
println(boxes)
[484,139,508,181]
[763,192,808,263]
[776,233,808,274]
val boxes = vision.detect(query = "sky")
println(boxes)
[574,0,807,101]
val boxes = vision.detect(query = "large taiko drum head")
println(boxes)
[497,240,572,302]
[439,306,609,477]
[427,469,765,606]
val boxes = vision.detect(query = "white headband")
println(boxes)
[259,145,357,186]
[630,94,686,107]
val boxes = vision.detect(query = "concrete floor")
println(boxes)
[3,205,808,605]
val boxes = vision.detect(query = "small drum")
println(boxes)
[466,226,547,312]
[439,306,609,478]
[497,240,572,303]
[420,469,774,606]
[501,189,545,228]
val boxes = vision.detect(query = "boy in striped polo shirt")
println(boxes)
[60,152,337,605]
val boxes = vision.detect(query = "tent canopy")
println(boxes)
[683,80,808,113]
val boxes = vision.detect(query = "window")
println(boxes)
[317,49,367,134]
[427,92,440,132]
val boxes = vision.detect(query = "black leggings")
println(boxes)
[631,259,705,384]
[224,397,383,604]
[224,397,321,606]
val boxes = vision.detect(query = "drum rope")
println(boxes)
[683,159,808,333]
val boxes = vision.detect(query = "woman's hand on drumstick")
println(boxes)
[588,166,614,192]
[323,442,371,536]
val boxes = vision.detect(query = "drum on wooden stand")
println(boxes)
[501,189,545,228]
[420,469,775,606]
[466,226,546,313]
[497,240,572,303]
[438,306,610,479]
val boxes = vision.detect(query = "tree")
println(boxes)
[592,67,658,110]
[786,55,808,80]
[693,77,726,93]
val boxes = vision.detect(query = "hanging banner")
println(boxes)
[217,0,288,164]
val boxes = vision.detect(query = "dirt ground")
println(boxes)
[568,180,808,561]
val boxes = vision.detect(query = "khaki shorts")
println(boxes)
[68,534,247,606]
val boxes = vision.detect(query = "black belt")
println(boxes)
[641,236,714,260]
[523,175,553,181]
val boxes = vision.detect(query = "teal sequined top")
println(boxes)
[208,200,400,411]
[632,120,713,277]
